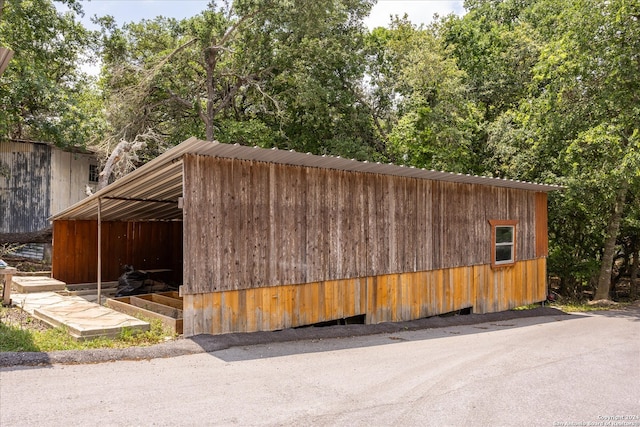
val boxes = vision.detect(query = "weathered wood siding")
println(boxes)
[0,141,51,233]
[183,154,541,295]
[52,220,183,284]
[183,258,546,335]
[50,149,96,216]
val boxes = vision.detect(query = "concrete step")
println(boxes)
[12,276,66,293]
[11,292,150,341]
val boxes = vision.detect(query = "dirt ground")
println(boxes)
[0,305,50,332]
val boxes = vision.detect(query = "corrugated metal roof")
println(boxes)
[51,137,562,222]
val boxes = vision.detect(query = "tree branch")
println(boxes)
[0,228,52,245]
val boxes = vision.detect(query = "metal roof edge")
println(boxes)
[50,136,562,222]
[1,138,97,155]
[184,138,563,193]
[49,137,202,220]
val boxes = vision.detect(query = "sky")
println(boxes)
[75,0,466,30]
[70,0,465,74]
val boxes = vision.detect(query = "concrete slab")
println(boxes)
[12,276,66,293]
[11,292,150,341]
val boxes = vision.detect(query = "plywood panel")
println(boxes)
[52,219,183,285]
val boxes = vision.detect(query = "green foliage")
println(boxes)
[0,307,176,352]
[550,301,628,312]
[440,0,639,297]
[365,17,483,172]
[0,0,102,147]
[443,4,541,121]
[96,0,379,158]
[0,320,39,352]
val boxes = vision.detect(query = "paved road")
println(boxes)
[1,308,639,426]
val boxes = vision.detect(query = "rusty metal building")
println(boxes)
[1,140,97,258]
[51,137,560,336]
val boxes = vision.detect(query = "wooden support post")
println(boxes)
[97,197,102,306]
[1,267,17,306]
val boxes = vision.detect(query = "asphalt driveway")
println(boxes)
[1,305,638,426]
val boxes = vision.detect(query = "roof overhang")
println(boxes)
[50,137,562,222]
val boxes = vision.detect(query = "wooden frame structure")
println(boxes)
[51,138,560,336]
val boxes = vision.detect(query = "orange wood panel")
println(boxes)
[201,292,214,335]
[183,259,548,336]
[535,193,549,257]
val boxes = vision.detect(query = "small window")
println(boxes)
[89,164,99,183]
[489,220,517,268]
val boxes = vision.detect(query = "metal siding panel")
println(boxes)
[0,144,51,233]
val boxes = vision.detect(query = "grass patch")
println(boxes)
[0,306,176,352]
[512,303,542,311]
[549,301,630,312]
[0,322,40,352]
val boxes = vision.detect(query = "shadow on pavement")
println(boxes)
[189,306,583,362]
[1,306,605,368]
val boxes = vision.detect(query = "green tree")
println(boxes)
[442,0,541,123]
[96,0,378,164]
[365,17,482,172]
[530,0,639,300]
[0,0,101,147]
[463,0,640,299]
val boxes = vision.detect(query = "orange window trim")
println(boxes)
[489,219,518,269]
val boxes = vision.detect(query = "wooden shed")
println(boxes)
[50,137,560,336]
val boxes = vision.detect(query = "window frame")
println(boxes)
[89,164,99,183]
[489,220,518,268]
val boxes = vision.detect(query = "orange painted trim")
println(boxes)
[488,219,518,269]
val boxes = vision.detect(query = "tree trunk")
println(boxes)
[593,182,629,300]
[205,47,216,141]
[98,138,149,190]
[99,139,129,190]
[0,227,52,244]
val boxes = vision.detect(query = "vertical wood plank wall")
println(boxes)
[183,154,541,295]
[184,258,547,336]
[52,220,183,284]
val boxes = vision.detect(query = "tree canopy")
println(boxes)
[1,0,638,300]
[0,0,102,147]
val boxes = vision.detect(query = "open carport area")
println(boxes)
[1,306,638,426]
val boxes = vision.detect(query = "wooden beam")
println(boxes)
[0,46,14,76]
[0,227,52,244]
[102,196,178,204]
[1,267,17,306]
[106,297,182,334]
[129,295,183,318]
[147,293,183,309]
